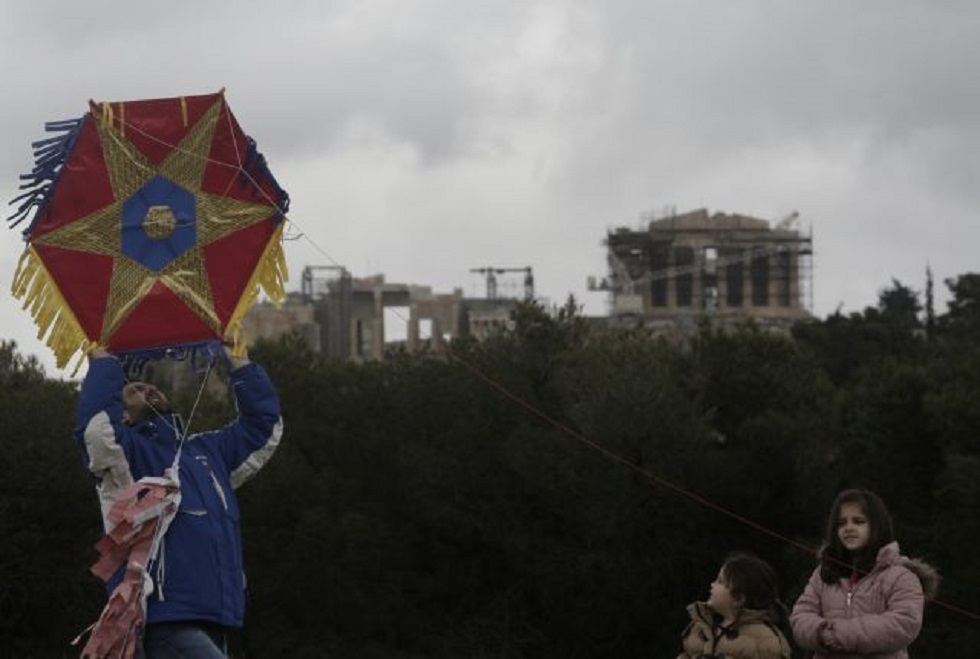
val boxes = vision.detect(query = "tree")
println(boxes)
[0,342,103,655]
[925,265,936,336]
[877,278,922,329]
[793,278,925,385]
[939,273,980,337]
[7,269,980,655]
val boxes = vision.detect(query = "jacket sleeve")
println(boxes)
[830,566,924,654]
[204,361,283,489]
[789,569,826,651]
[74,356,135,519]
[758,627,792,659]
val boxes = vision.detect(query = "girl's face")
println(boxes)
[837,501,871,552]
[708,567,741,621]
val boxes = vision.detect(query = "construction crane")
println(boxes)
[470,266,534,299]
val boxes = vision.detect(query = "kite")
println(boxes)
[7,90,289,371]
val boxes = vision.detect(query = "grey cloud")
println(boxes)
[3,0,980,373]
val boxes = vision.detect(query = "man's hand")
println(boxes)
[223,339,251,370]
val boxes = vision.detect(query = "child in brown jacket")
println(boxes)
[678,552,792,659]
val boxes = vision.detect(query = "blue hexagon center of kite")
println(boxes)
[122,175,196,272]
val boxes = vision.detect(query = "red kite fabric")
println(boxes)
[8,91,289,371]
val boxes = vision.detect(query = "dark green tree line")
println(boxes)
[2,273,980,655]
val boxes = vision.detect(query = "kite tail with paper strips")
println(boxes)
[74,470,181,659]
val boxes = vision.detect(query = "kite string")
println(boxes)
[114,110,311,255]
[170,357,215,469]
[221,97,245,170]
[116,113,288,220]
[444,347,980,622]
[123,357,215,472]
[106,101,980,624]
[218,98,246,199]
[446,349,817,554]
[289,218,980,622]
[107,358,213,618]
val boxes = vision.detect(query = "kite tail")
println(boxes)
[76,473,181,659]
[7,116,85,231]
[225,222,288,356]
[10,245,95,373]
[76,563,149,659]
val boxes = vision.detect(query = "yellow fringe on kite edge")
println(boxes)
[10,246,98,375]
[224,222,289,357]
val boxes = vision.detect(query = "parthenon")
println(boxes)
[591,208,813,330]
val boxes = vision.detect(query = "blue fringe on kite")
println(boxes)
[7,116,87,233]
[117,340,232,381]
[242,136,290,222]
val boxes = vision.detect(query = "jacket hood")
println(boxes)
[905,557,941,598]
[877,541,941,598]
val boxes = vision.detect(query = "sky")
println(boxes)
[2,0,978,377]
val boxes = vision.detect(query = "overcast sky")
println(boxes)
[2,0,978,376]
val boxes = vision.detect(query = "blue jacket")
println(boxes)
[75,356,283,628]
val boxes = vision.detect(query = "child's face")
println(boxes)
[708,568,740,620]
[837,501,871,552]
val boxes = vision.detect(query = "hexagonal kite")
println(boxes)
[8,91,289,371]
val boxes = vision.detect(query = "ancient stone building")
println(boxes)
[149,207,815,394]
[242,268,521,362]
[592,208,813,331]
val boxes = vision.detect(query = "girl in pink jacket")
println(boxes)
[790,489,939,658]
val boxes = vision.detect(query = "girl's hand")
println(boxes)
[819,622,841,650]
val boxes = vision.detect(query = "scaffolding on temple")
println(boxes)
[588,208,814,330]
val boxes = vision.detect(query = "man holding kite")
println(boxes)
[7,90,290,658]
[75,342,282,657]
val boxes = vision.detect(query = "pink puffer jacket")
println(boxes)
[790,542,939,658]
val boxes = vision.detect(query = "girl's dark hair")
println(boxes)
[819,489,895,583]
[722,553,788,621]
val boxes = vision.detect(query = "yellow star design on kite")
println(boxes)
[33,97,277,344]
